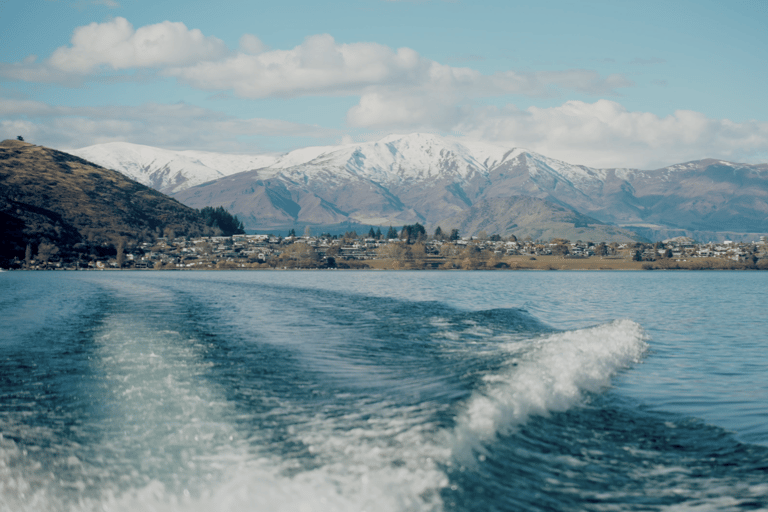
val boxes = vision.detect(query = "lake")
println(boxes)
[1,270,766,511]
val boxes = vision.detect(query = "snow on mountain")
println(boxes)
[454,139,524,169]
[258,133,581,188]
[175,149,278,176]
[269,134,511,183]
[69,142,278,194]
[66,134,768,239]
[339,133,483,181]
[70,134,613,194]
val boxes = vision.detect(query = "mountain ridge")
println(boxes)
[71,134,768,240]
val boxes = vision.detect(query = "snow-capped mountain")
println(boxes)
[72,134,608,195]
[264,133,605,188]
[70,142,278,194]
[69,134,768,240]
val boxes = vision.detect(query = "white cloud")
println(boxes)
[343,67,635,133]
[167,34,631,102]
[0,99,338,152]
[346,89,470,130]
[3,20,631,103]
[453,99,768,169]
[238,34,266,55]
[166,34,439,98]
[4,96,766,169]
[47,17,228,73]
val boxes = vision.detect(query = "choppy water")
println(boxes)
[1,270,767,511]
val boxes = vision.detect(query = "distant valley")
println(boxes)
[70,133,768,242]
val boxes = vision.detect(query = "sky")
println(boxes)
[1,0,767,168]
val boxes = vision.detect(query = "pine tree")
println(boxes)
[400,223,425,243]
[199,206,245,236]
[386,226,398,239]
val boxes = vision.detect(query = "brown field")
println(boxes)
[364,255,644,270]
[362,255,762,271]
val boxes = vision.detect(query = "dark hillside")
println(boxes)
[0,139,214,267]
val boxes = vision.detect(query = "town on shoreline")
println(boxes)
[8,229,768,271]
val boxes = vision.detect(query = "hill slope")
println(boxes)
[440,196,646,242]
[0,139,213,265]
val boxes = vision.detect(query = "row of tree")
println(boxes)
[282,223,455,243]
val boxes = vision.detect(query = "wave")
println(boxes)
[0,276,672,512]
[450,319,649,460]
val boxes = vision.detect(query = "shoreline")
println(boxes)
[7,255,765,272]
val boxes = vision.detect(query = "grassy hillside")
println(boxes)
[0,139,214,266]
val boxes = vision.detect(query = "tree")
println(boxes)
[368,227,376,239]
[279,243,318,268]
[551,243,569,256]
[409,242,427,269]
[449,228,460,241]
[400,223,426,243]
[16,135,24,141]
[116,239,126,268]
[325,245,340,257]
[287,228,296,237]
[434,226,444,240]
[376,242,408,269]
[439,243,461,258]
[199,206,245,236]
[375,227,382,239]
[386,226,398,239]
[24,243,32,268]
[36,242,58,266]
[303,225,312,238]
[596,242,608,256]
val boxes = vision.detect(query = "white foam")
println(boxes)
[1,324,449,512]
[452,319,648,459]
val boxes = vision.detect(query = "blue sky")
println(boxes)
[1,0,766,168]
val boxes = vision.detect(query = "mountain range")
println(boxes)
[70,133,768,241]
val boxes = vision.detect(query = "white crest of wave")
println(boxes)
[452,319,648,458]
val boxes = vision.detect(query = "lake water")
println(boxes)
[1,270,767,511]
